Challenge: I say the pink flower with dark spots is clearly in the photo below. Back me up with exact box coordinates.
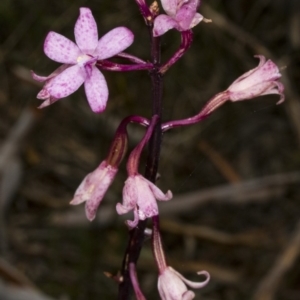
[158,266,210,300]
[227,55,284,104]
[153,0,203,36]
[116,174,172,228]
[70,160,118,221]
[32,7,134,113]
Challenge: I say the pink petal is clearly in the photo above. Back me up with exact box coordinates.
[255,59,281,81]
[38,97,59,109]
[175,269,210,289]
[161,0,178,16]
[95,27,134,60]
[86,168,118,221]
[190,13,204,28]
[44,31,80,64]
[145,178,173,201]
[138,200,159,219]
[84,185,108,221]
[37,87,51,100]
[153,15,178,36]
[126,209,140,228]
[158,267,190,299]
[231,56,266,85]
[84,67,108,113]
[134,177,160,219]
[176,0,198,30]
[182,291,196,300]
[31,64,71,82]
[116,177,137,215]
[228,56,282,101]
[70,161,118,221]
[116,202,132,215]
[46,64,86,99]
[31,71,50,82]
[74,7,98,55]
[70,177,90,205]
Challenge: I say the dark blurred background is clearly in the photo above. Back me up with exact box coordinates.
[1,0,300,299]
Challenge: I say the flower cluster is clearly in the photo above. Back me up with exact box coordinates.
[33,1,285,299]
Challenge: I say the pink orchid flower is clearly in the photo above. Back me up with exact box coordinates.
[158,266,210,300]
[116,174,172,228]
[32,7,134,113]
[227,55,284,104]
[70,160,118,221]
[153,0,203,36]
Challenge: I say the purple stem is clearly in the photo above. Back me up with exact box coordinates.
[127,115,159,176]
[116,52,149,65]
[106,115,150,167]
[106,116,149,168]
[161,91,229,132]
[118,12,163,300]
[97,60,153,72]
[152,215,167,273]
[120,115,150,128]
[129,263,147,300]
[159,30,193,74]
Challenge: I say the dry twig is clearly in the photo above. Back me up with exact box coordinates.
[0,108,36,253]
[160,219,277,247]
[198,140,241,183]
[252,220,300,300]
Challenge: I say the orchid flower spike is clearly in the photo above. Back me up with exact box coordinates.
[70,160,118,221]
[32,7,134,113]
[116,174,172,228]
[227,55,284,104]
[153,0,203,36]
[158,266,210,300]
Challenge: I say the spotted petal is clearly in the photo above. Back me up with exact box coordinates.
[95,27,134,60]
[46,64,86,99]
[44,31,80,64]
[75,7,98,55]
[84,67,108,113]
[153,14,178,36]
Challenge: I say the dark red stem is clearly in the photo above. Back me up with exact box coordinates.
[117,9,163,300]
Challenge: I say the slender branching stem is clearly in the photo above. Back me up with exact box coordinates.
[117,9,163,300]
